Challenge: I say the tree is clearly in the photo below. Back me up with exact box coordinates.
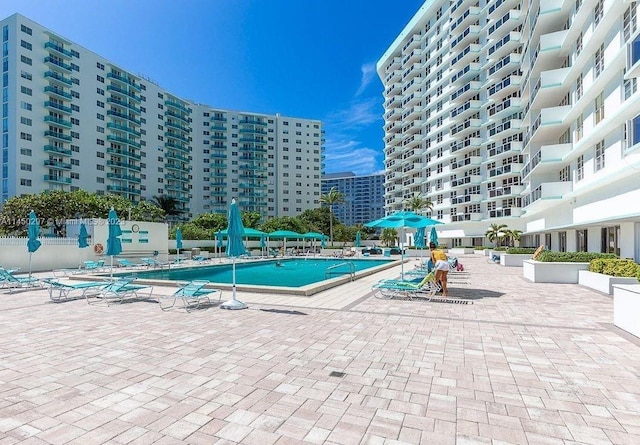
[485,223,508,247]
[190,212,227,233]
[298,207,331,235]
[380,228,398,247]
[259,216,307,234]
[503,229,522,247]
[241,211,262,229]
[404,193,434,214]
[319,187,345,246]
[150,195,183,221]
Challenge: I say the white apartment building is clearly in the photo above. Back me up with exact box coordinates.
[0,13,324,220]
[378,0,640,260]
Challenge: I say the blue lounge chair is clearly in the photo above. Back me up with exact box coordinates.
[44,278,106,302]
[83,260,105,272]
[141,257,171,268]
[116,258,143,268]
[372,272,439,300]
[88,277,153,305]
[159,280,221,312]
[0,267,43,293]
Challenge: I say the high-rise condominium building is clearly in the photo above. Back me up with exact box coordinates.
[321,172,385,226]
[378,0,640,260]
[0,14,324,220]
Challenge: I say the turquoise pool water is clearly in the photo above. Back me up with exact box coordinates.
[130,258,392,288]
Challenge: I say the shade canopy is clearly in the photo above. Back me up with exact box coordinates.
[355,231,362,247]
[365,211,442,229]
[27,210,42,253]
[106,208,123,256]
[78,223,89,248]
[216,227,266,238]
[301,232,326,240]
[415,227,426,249]
[267,230,303,239]
[175,227,183,250]
[429,226,439,247]
[226,200,247,258]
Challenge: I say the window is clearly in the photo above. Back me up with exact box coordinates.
[594,92,604,124]
[97,75,104,83]
[97,87,104,95]
[576,114,583,141]
[577,154,584,181]
[97,62,105,70]
[576,229,588,252]
[20,55,32,65]
[594,44,604,78]
[20,70,31,80]
[576,32,583,57]
[20,147,32,156]
[624,3,638,41]
[20,24,32,35]
[20,40,32,50]
[559,165,570,182]
[20,163,31,171]
[595,140,605,171]
[20,132,31,141]
[20,178,32,186]
[594,0,604,26]
[576,73,583,100]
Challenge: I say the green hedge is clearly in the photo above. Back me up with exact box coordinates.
[589,258,640,278]
[493,246,508,251]
[537,251,617,263]
[506,247,537,254]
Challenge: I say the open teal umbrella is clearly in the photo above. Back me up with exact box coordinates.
[220,199,248,310]
[27,210,41,278]
[106,208,122,279]
[355,231,361,248]
[365,211,442,280]
[175,227,183,263]
[78,222,89,268]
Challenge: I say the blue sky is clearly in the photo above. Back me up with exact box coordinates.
[1,0,424,175]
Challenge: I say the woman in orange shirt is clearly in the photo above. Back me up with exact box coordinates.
[429,242,449,296]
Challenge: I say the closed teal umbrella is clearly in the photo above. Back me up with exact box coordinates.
[221,199,248,310]
[78,222,89,268]
[106,208,122,278]
[175,227,183,263]
[27,210,41,278]
[415,226,426,263]
[355,231,361,248]
[429,226,439,247]
[260,234,267,257]
[320,236,326,249]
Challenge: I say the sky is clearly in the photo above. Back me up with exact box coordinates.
[1,0,425,176]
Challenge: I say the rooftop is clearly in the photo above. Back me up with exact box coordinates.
[1,254,639,444]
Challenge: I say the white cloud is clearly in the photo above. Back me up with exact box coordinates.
[323,138,382,176]
[355,62,377,97]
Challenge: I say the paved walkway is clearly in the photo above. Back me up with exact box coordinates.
[1,255,639,444]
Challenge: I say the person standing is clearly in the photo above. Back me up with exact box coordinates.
[429,242,449,296]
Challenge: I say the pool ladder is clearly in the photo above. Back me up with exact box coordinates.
[325,261,355,281]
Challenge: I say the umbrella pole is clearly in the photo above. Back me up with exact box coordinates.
[221,257,247,310]
[110,255,114,279]
[28,253,32,279]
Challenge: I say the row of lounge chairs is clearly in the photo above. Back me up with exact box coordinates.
[1,266,221,312]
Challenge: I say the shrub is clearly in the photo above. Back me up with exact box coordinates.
[493,246,508,251]
[506,247,537,254]
[473,246,488,250]
[537,251,617,263]
[589,258,640,278]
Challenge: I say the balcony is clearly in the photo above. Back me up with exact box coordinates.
[487,141,523,158]
[488,184,525,198]
[451,194,482,205]
[44,41,73,58]
[451,156,482,170]
[450,119,482,137]
[107,110,141,126]
[44,160,71,170]
[107,123,141,137]
[522,181,573,213]
[488,207,524,218]
[450,137,482,154]
[451,175,482,188]
[44,101,72,114]
[107,160,141,171]
[44,116,72,128]
[44,145,71,156]
[521,142,572,178]
[451,212,482,222]
[488,119,521,138]
[43,175,71,184]
[450,25,481,51]
[451,5,481,31]
[107,85,142,102]
[451,62,481,83]
[44,86,72,100]
[539,29,569,53]
[107,172,141,183]
[529,105,572,142]
[107,135,141,149]
[487,32,521,60]
[165,132,190,144]
[107,185,139,194]
[44,56,72,72]
[165,152,190,163]
[530,67,571,107]
[166,110,189,124]
[385,109,402,121]
[44,71,72,86]
[449,43,481,68]
[107,98,141,114]
[107,146,141,160]
[107,72,141,91]
[488,162,523,178]
[165,100,190,113]
[44,130,72,142]
[488,74,521,100]
[239,118,267,126]
[450,81,482,103]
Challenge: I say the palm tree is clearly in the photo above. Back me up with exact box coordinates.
[319,187,345,246]
[381,228,398,247]
[150,195,183,222]
[485,223,508,247]
[503,229,522,247]
[404,193,434,214]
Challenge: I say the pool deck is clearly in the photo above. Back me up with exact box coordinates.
[1,254,640,444]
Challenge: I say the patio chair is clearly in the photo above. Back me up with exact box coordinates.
[192,255,210,262]
[0,267,43,293]
[83,260,105,272]
[116,258,144,268]
[141,257,171,268]
[87,277,153,305]
[43,278,106,303]
[159,280,221,312]
[372,271,440,300]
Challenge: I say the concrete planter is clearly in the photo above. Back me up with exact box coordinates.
[522,260,590,283]
[474,250,486,255]
[483,249,492,257]
[614,284,640,338]
[578,270,639,295]
[500,254,532,267]
[449,248,475,255]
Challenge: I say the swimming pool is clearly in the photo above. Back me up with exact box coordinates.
[125,258,396,296]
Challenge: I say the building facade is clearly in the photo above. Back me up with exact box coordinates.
[1,13,324,220]
[321,172,385,226]
[378,0,640,259]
